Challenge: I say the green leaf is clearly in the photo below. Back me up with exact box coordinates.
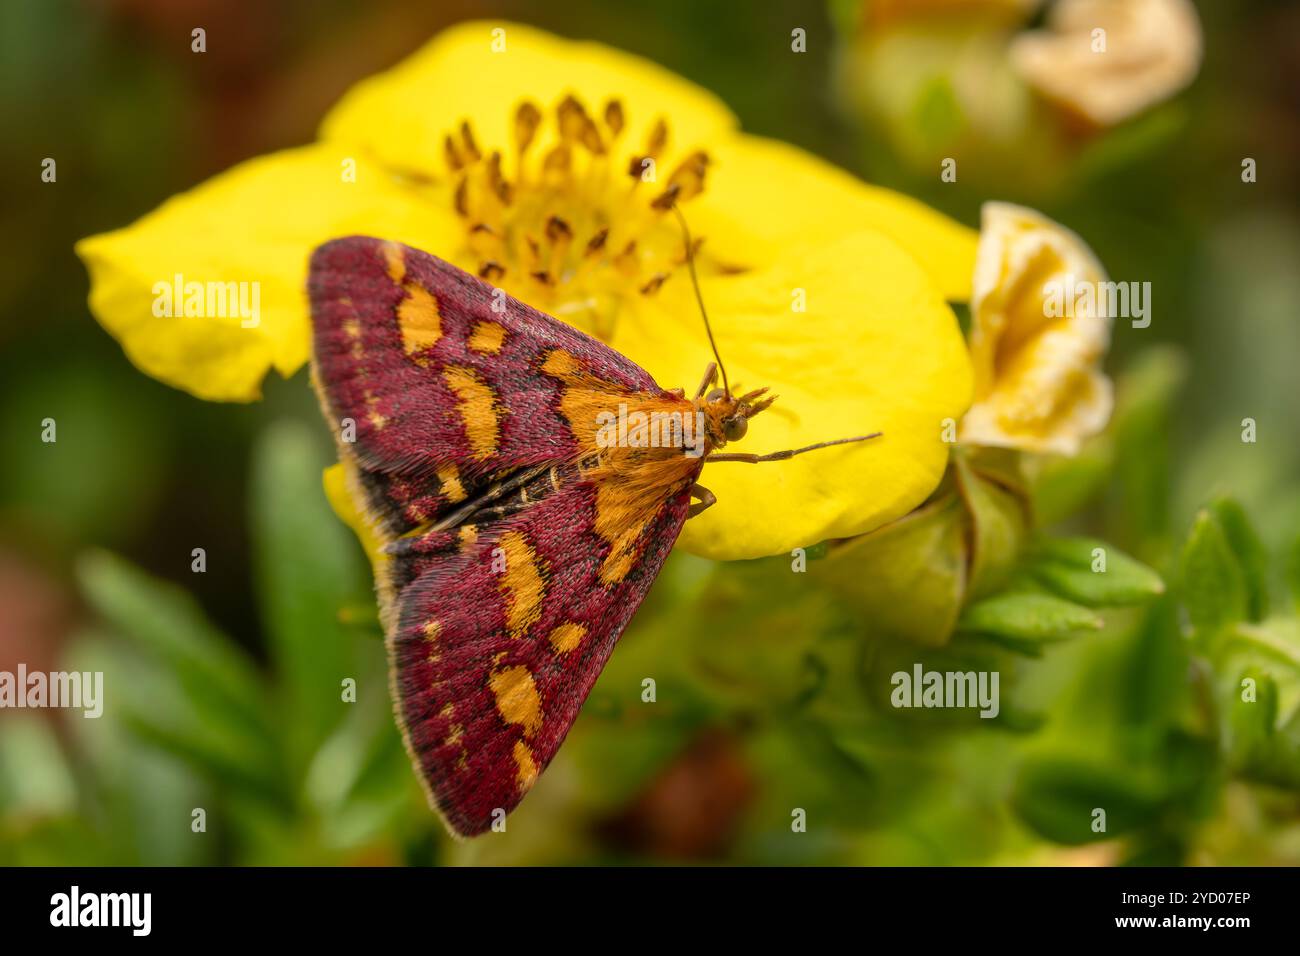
[1208,616,1300,790]
[954,456,1028,599]
[0,717,76,818]
[1179,510,1249,633]
[1074,105,1187,185]
[1031,537,1165,607]
[1109,346,1189,554]
[821,496,967,647]
[64,637,212,865]
[251,420,367,770]
[1121,599,1190,733]
[77,550,272,749]
[1029,437,1112,527]
[92,628,288,810]
[912,74,962,147]
[958,592,1102,642]
[1011,755,1166,845]
[1289,534,1300,612]
[1209,497,1269,621]
[120,713,292,810]
[1223,667,1300,789]
[1226,668,1278,766]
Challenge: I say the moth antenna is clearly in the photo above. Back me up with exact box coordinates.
[671,204,731,397]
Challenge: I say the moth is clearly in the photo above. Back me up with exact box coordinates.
[308,225,876,837]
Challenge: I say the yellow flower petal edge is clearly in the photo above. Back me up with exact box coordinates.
[319,19,738,177]
[323,462,387,580]
[960,201,1112,456]
[695,135,978,301]
[76,144,462,401]
[611,230,973,561]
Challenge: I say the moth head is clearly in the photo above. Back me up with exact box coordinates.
[704,386,776,447]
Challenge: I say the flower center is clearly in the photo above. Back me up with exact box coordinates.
[444,95,710,339]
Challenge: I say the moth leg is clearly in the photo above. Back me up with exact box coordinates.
[667,387,686,398]
[707,432,883,464]
[687,483,717,518]
[693,362,718,400]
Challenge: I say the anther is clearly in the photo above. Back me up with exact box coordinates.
[666,150,709,202]
[645,118,669,157]
[585,227,609,256]
[580,118,605,155]
[444,134,464,172]
[459,121,482,162]
[543,145,571,175]
[604,99,625,137]
[651,182,682,210]
[514,101,542,155]
[640,273,669,295]
[557,95,590,142]
[486,152,511,204]
[546,216,573,243]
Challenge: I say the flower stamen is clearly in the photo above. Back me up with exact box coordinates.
[442,95,713,337]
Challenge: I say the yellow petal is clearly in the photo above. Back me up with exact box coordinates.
[320,20,737,177]
[692,134,979,301]
[611,231,972,560]
[960,201,1113,455]
[323,462,388,580]
[76,144,461,401]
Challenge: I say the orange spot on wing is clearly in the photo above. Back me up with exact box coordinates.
[365,393,387,430]
[497,530,545,638]
[437,463,467,502]
[443,366,501,460]
[398,285,442,360]
[596,510,648,585]
[380,241,406,284]
[458,524,477,551]
[512,740,539,792]
[490,665,544,737]
[542,349,583,381]
[468,320,508,354]
[548,622,586,654]
[342,318,364,359]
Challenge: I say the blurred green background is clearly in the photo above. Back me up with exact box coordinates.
[1,0,1298,865]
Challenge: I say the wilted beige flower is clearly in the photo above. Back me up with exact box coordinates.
[960,202,1112,456]
[1010,0,1202,126]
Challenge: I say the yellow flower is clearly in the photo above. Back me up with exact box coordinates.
[77,20,977,560]
[960,202,1112,456]
[1010,0,1202,127]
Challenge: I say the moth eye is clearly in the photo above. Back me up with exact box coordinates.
[706,388,727,402]
[723,416,748,442]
